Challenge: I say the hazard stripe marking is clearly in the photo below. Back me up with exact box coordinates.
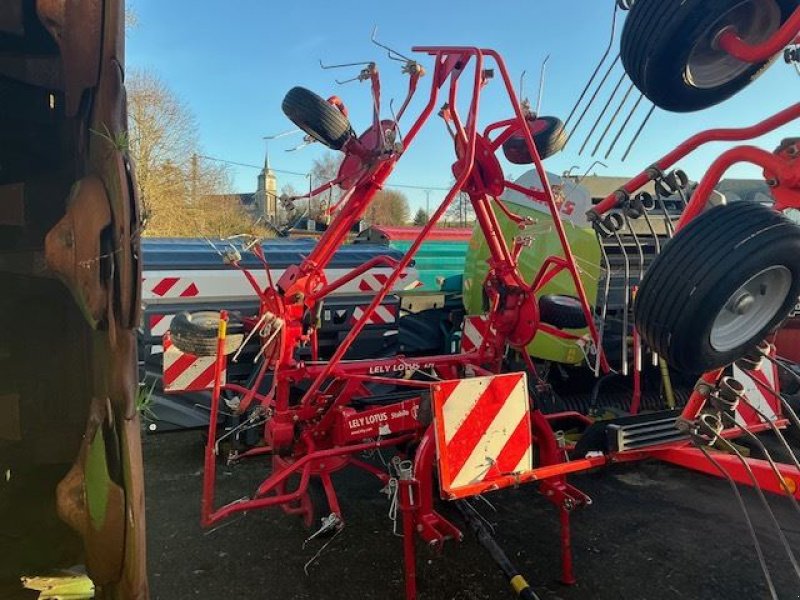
[448,376,528,488]
[151,277,180,297]
[433,372,532,498]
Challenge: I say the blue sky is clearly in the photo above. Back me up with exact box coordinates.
[127,0,799,213]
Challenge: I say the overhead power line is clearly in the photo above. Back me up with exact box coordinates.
[198,154,451,192]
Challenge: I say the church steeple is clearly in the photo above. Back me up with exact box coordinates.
[256,148,278,221]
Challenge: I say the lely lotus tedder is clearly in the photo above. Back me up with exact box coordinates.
[167,1,800,598]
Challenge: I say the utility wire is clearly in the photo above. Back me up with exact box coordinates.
[198,154,452,192]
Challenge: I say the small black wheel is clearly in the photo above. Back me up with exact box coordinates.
[169,311,243,357]
[634,202,800,373]
[502,116,567,164]
[282,87,354,150]
[621,0,799,112]
[538,295,588,330]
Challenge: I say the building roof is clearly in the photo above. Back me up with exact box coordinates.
[578,175,657,200]
[578,175,773,204]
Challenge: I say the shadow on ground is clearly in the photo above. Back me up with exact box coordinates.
[144,431,800,600]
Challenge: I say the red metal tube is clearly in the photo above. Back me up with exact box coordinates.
[559,506,576,585]
[201,310,229,528]
[297,52,485,406]
[593,102,800,216]
[310,254,400,300]
[680,370,723,421]
[206,435,416,524]
[399,478,418,600]
[718,8,800,63]
[677,145,790,228]
[655,446,800,499]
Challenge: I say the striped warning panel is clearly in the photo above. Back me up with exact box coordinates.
[149,314,174,338]
[734,359,781,427]
[162,334,225,393]
[432,372,532,499]
[350,304,397,325]
[143,276,200,300]
[357,271,422,292]
[461,315,489,353]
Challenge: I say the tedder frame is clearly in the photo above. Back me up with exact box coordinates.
[171,9,800,599]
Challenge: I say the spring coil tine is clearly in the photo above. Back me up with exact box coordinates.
[579,71,628,156]
[738,365,800,474]
[565,55,622,147]
[622,209,645,374]
[720,412,800,515]
[695,444,779,600]
[564,4,621,128]
[653,190,675,238]
[595,231,614,377]
[621,104,657,162]
[714,435,800,584]
[609,221,631,377]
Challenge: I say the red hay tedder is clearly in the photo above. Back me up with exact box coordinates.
[167,2,800,598]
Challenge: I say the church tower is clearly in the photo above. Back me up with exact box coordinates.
[256,151,278,222]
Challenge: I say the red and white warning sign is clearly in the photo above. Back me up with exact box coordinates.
[432,372,533,499]
[162,334,226,393]
[351,304,398,326]
[734,359,782,427]
[461,315,489,353]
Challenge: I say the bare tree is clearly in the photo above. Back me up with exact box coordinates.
[309,152,342,220]
[445,190,474,227]
[127,69,250,237]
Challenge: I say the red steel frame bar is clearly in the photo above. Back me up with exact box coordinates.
[591,102,800,216]
[654,447,800,499]
[201,310,230,528]
[198,45,800,598]
[718,7,800,63]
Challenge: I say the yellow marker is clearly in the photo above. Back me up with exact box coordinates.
[510,574,530,595]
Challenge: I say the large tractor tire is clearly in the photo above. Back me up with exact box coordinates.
[282,87,354,150]
[621,0,800,112]
[170,311,244,357]
[502,116,567,163]
[634,202,800,373]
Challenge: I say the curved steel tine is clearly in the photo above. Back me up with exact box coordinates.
[696,445,779,600]
[579,71,627,155]
[714,435,800,583]
[535,55,550,116]
[319,58,373,70]
[576,161,608,187]
[565,55,621,147]
[592,82,635,157]
[621,104,657,162]
[609,221,631,376]
[371,26,414,63]
[605,93,644,160]
[595,232,614,377]
[565,3,621,128]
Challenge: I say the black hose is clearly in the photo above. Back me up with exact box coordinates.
[455,501,541,600]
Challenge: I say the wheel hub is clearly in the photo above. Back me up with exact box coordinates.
[710,265,792,352]
[686,0,782,90]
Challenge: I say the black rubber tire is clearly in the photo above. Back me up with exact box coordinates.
[634,202,800,373]
[282,87,353,150]
[170,311,243,357]
[621,0,799,112]
[502,116,566,164]
[538,295,588,330]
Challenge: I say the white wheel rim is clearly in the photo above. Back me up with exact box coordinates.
[686,0,781,90]
[710,265,792,352]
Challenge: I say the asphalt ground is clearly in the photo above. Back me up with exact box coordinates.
[144,430,800,600]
